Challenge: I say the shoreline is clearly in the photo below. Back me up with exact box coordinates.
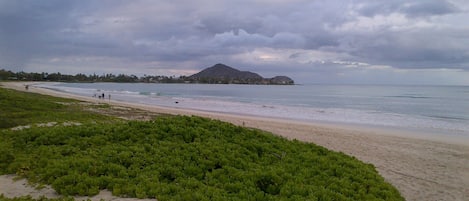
[17,81,469,146]
[1,81,469,201]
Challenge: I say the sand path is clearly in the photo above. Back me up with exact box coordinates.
[1,82,468,201]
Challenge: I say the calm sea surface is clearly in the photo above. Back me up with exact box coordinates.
[38,83,469,136]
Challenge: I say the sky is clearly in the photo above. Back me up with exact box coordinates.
[1,0,469,85]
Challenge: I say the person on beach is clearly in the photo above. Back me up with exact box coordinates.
[108,94,111,100]
[102,93,105,99]
[25,85,29,90]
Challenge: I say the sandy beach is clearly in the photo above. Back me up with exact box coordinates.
[1,82,468,201]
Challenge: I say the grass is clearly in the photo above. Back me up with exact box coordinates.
[0,87,118,129]
[0,86,404,201]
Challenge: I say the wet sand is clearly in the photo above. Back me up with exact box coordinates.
[1,82,468,201]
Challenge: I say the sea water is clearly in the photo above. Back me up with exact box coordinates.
[37,82,469,136]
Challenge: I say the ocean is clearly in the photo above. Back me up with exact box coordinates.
[37,82,469,136]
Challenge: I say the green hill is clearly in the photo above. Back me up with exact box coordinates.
[188,63,294,85]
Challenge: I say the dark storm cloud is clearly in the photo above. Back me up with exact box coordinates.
[0,0,468,84]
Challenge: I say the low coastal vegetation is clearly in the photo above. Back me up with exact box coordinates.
[0,87,403,201]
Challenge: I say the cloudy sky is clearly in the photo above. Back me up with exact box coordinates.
[1,0,468,85]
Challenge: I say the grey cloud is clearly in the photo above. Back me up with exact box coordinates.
[196,16,263,36]
[356,0,460,17]
[341,27,469,69]
[0,0,87,66]
[211,29,306,49]
[289,53,302,59]
[0,0,468,85]
[401,0,460,17]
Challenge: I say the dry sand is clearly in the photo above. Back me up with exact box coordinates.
[1,82,468,201]
[0,175,155,201]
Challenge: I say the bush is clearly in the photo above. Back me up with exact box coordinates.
[0,116,404,201]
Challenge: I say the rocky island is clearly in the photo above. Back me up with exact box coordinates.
[188,63,294,85]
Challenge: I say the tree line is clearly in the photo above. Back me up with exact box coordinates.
[0,69,188,83]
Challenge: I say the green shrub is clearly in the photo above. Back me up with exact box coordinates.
[0,116,404,201]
